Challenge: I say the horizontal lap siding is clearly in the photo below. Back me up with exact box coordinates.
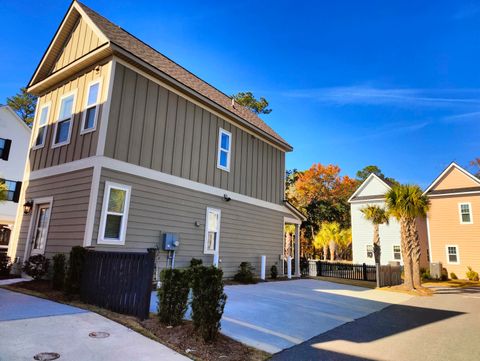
[92,169,284,278]
[15,168,93,260]
[29,61,110,171]
[105,64,284,204]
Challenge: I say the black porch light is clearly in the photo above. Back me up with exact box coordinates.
[23,200,33,215]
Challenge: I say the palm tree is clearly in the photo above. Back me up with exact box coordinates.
[0,183,7,202]
[361,205,389,265]
[336,228,352,260]
[314,222,341,261]
[385,184,430,290]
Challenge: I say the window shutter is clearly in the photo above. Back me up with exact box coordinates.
[13,181,22,203]
[1,139,11,160]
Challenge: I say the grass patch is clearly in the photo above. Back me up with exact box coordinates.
[422,279,480,288]
[2,280,270,361]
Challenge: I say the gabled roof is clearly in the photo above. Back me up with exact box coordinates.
[0,105,32,133]
[423,162,480,195]
[348,173,392,203]
[28,0,292,151]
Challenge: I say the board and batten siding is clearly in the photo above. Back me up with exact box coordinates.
[29,61,111,171]
[104,63,285,205]
[15,168,93,260]
[92,168,287,277]
[51,16,102,73]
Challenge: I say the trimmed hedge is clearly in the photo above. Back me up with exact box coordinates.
[157,268,190,326]
[23,255,49,280]
[191,266,227,342]
[52,254,66,290]
[233,262,257,284]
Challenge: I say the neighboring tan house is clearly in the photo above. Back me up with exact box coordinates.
[349,173,429,267]
[424,162,480,278]
[0,106,30,255]
[8,1,304,278]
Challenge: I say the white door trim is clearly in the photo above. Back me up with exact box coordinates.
[23,197,54,261]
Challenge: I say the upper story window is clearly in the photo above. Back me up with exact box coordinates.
[0,138,12,161]
[459,203,473,224]
[81,80,101,134]
[98,181,131,245]
[393,245,401,260]
[204,207,221,254]
[217,128,231,171]
[0,179,21,202]
[34,104,50,149]
[52,92,76,148]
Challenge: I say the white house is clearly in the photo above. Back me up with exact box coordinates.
[0,105,30,255]
[349,173,429,267]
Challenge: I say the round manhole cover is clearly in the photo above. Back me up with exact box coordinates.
[89,331,110,339]
[33,352,60,361]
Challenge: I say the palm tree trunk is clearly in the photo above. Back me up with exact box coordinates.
[409,218,422,289]
[323,245,328,261]
[400,218,414,290]
[329,240,336,261]
[373,224,381,265]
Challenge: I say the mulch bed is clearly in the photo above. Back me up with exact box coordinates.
[3,280,270,361]
[142,319,269,361]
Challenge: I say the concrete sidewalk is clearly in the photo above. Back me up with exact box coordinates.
[0,288,188,361]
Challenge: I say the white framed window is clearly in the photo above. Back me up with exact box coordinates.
[446,245,459,264]
[217,128,231,171]
[459,203,473,224]
[393,245,401,260]
[81,79,101,134]
[366,245,373,258]
[33,103,50,149]
[98,181,131,245]
[204,207,221,254]
[52,91,76,148]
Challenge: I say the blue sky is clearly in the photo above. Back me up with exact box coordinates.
[1,1,479,187]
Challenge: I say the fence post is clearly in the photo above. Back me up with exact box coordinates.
[318,261,322,277]
[362,263,368,281]
[375,263,380,288]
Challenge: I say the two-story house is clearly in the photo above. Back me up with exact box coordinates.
[349,173,429,267]
[0,106,30,255]
[8,1,304,278]
[424,162,480,278]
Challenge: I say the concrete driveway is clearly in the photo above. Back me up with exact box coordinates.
[0,288,188,361]
[150,278,412,353]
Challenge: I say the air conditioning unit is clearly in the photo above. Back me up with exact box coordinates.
[429,262,442,279]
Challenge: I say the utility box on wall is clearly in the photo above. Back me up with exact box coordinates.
[162,233,180,251]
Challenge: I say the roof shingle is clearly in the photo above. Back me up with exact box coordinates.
[77,1,291,150]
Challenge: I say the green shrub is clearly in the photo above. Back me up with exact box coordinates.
[23,255,49,280]
[157,268,190,326]
[190,258,203,267]
[270,264,278,279]
[52,254,66,290]
[191,266,227,342]
[233,262,257,284]
[0,254,11,277]
[65,246,87,294]
[421,269,431,281]
[450,272,458,280]
[466,267,479,281]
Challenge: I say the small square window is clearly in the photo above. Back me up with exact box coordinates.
[0,138,11,160]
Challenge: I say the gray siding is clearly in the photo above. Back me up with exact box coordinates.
[92,168,286,278]
[105,64,285,204]
[30,61,110,171]
[15,168,93,260]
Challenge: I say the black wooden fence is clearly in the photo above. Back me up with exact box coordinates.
[309,260,377,282]
[81,250,155,320]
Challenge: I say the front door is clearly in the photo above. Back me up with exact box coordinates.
[31,204,50,255]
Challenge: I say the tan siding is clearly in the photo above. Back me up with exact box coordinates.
[15,168,93,260]
[432,167,480,191]
[92,169,285,278]
[29,61,110,171]
[52,17,101,73]
[428,194,480,277]
[105,64,284,204]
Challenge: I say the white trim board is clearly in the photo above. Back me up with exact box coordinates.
[348,173,391,203]
[424,162,480,195]
[28,156,297,216]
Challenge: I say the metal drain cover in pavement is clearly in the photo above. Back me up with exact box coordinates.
[33,352,60,361]
[89,331,110,338]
